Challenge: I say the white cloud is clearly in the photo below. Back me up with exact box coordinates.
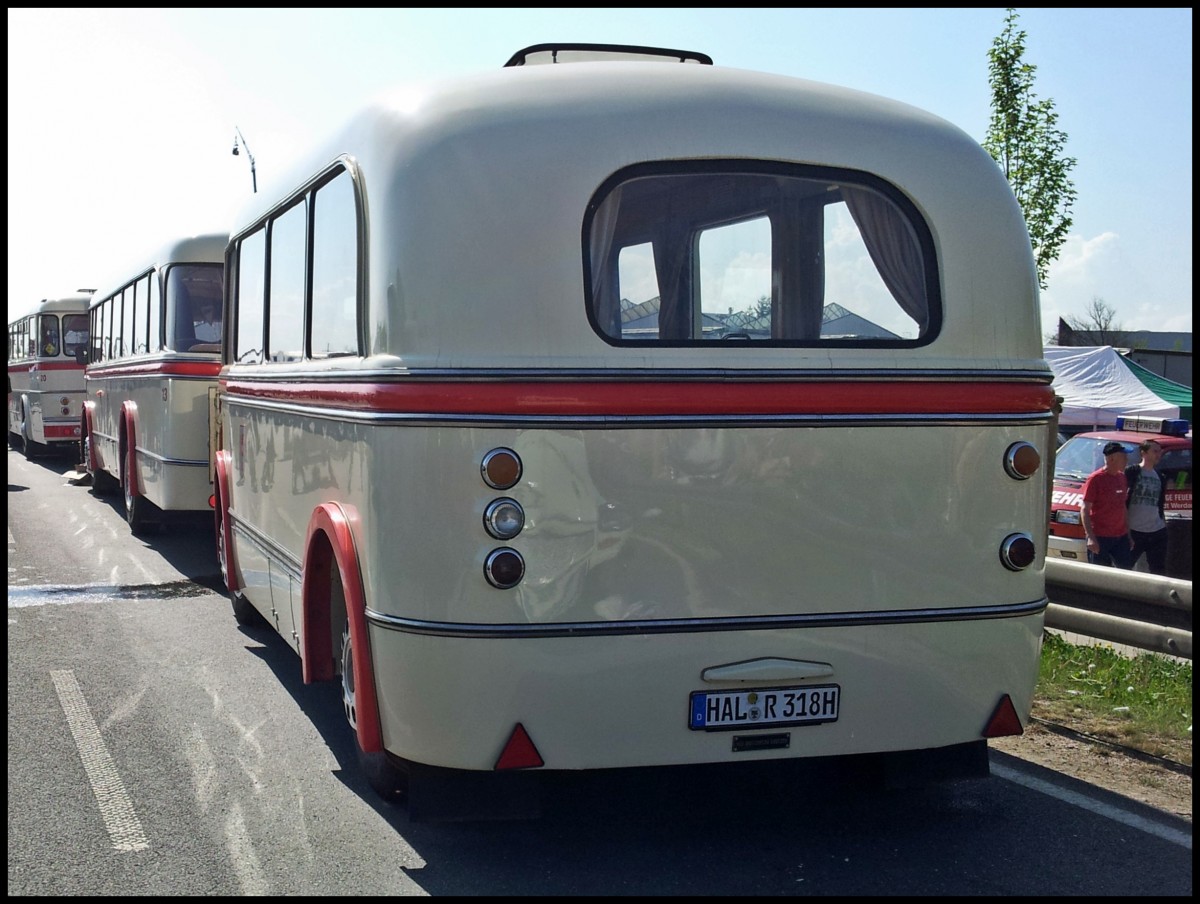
[1040,232,1192,338]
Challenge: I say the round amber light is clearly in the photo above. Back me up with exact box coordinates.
[1003,441,1041,480]
[482,448,522,490]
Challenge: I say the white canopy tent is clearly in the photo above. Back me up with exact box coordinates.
[1044,345,1182,428]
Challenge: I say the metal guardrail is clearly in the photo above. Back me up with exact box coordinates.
[1044,558,1192,659]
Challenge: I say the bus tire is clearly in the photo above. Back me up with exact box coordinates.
[20,404,41,460]
[122,441,153,534]
[341,619,407,803]
[85,434,118,495]
[230,589,264,627]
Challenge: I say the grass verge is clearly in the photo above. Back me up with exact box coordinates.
[1032,632,1193,766]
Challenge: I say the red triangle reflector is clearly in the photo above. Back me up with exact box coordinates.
[982,694,1024,738]
[494,722,544,770]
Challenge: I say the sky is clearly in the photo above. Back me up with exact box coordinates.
[6,8,1193,340]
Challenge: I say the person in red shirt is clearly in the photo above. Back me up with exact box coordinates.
[1080,442,1135,568]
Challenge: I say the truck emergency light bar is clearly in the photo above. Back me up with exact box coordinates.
[1114,416,1190,436]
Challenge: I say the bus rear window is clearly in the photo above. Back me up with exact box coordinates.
[586,163,939,346]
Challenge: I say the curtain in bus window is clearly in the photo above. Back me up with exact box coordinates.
[840,186,927,333]
[654,219,691,341]
[589,185,623,337]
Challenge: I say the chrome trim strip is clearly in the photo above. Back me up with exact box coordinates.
[132,448,209,467]
[85,373,218,383]
[223,395,1052,428]
[228,511,302,581]
[365,598,1049,638]
[225,366,1054,383]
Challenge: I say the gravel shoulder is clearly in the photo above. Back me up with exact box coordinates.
[990,721,1192,822]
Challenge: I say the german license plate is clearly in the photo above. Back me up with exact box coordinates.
[689,684,840,731]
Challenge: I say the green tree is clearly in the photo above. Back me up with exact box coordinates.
[983,8,1078,290]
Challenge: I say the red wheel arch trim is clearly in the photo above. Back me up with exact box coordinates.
[121,401,141,498]
[81,403,99,471]
[213,451,242,593]
[301,503,383,754]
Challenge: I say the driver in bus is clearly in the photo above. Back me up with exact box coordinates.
[193,301,222,342]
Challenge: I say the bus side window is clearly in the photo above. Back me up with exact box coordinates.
[41,316,60,356]
[310,170,360,358]
[63,313,89,359]
[235,229,267,364]
[267,201,306,363]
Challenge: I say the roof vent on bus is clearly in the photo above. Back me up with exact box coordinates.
[504,43,713,67]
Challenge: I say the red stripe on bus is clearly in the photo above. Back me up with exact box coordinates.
[86,361,221,378]
[221,380,1056,415]
[8,362,83,373]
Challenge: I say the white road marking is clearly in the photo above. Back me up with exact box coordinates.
[50,669,150,852]
[992,761,1191,850]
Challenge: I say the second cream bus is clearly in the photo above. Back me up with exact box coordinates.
[83,233,227,534]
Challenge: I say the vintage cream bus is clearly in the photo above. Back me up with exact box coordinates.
[8,294,92,458]
[83,234,226,534]
[215,43,1055,819]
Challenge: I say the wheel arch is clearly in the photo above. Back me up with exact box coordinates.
[213,450,242,593]
[81,402,100,469]
[301,502,383,754]
[120,400,141,497]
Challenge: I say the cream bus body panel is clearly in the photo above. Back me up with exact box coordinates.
[89,364,216,511]
[224,409,1049,770]
[18,364,86,445]
[370,617,1042,771]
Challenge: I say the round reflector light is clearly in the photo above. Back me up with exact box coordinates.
[484,497,525,540]
[1003,441,1041,479]
[482,448,522,490]
[999,533,1037,571]
[485,548,525,589]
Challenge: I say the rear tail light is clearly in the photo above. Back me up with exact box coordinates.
[999,533,1036,570]
[484,548,525,589]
